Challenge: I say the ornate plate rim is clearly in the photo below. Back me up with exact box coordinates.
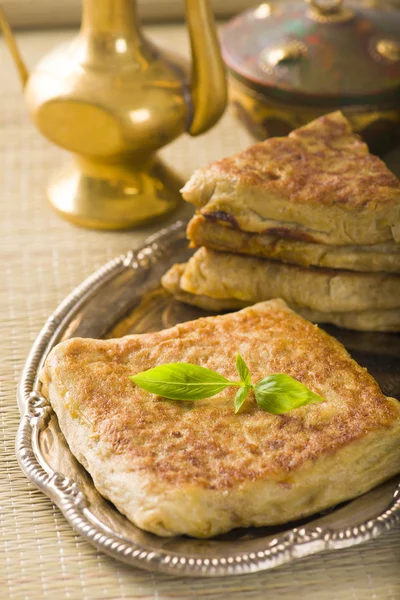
[15,220,400,578]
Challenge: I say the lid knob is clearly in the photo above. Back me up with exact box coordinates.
[307,0,354,22]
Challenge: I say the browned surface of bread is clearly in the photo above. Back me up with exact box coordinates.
[181,112,400,245]
[183,112,399,211]
[41,300,399,489]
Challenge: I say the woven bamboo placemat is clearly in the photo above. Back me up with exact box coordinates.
[1,25,400,600]
[1,0,255,29]
[2,0,399,30]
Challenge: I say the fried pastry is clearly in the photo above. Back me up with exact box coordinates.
[163,247,400,312]
[41,300,400,537]
[163,264,400,331]
[161,251,400,332]
[182,112,400,245]
[187,214,400,273]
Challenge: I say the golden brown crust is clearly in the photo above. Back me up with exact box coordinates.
[183,112,399,211]
[41,300,400,491]
[187,214,400,273]
[181,112,400,245]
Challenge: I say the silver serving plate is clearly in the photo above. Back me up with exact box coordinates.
[16,220,400,578]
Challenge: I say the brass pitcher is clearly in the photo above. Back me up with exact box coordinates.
[0,0,227,229]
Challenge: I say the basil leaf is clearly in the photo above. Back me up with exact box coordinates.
[234,386,251,414]
[130,363,234,401]
[236,353,252,386]
[254,374,324,414]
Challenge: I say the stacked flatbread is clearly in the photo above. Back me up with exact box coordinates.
[162,112,400,331]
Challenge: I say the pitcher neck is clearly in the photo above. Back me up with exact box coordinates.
[81,0,140,37]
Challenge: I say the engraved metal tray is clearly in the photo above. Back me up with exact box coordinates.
[16,220,400,577]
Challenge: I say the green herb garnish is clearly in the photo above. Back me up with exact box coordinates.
[130,353,324,415]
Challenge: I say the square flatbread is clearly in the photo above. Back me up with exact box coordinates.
[41,300,400,537]
[187,214,400,273]
[181,112,400,245]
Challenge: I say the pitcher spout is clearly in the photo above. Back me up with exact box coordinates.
[185,0,227,136]
[0,7,29,88]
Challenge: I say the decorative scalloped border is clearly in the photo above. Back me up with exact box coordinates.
[15,221,400,577]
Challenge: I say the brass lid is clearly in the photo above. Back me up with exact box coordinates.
[221,0,400,105]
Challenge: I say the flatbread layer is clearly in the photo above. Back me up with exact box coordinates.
[181,112,400,245]
[162,263,400,332]
[41,300,400,537]
[187,214,400,273]
[165,247,400,313]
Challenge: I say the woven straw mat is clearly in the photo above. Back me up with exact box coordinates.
[1,0,257,29]
[2,0,400,30]
[1,24,400,600]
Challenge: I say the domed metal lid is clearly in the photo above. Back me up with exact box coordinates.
[221,0,400,104]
